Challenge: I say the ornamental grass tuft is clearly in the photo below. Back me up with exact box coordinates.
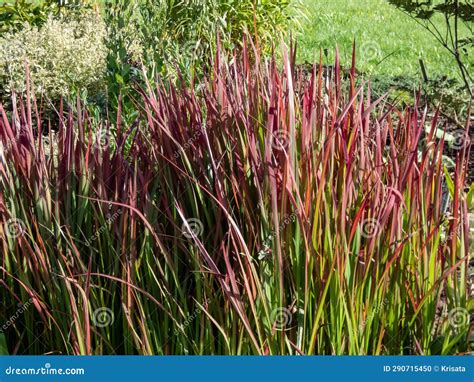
[0,43,471,355]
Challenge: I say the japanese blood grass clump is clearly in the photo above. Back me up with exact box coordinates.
[0,44,472,355]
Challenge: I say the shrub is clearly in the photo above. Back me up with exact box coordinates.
[0,45,471,355]
[108,0,296,59]
[105,0,300,125]
[0,8,107,102]
[106,0,298,84]
[0,0,58,33]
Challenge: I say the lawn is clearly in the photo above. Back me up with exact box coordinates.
[298,0,472,83]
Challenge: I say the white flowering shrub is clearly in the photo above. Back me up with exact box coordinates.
[0,9,107,100]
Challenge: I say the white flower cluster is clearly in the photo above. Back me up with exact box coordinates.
[0,10,107,100]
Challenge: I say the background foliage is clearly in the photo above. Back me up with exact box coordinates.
[387,0,473,95]
[0,8,107,101]
[105,0,298,119]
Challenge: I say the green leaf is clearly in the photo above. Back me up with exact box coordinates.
[0,333,9,355]
[466,182,474,211]
[443,166,455,198]
[115,73,124,85]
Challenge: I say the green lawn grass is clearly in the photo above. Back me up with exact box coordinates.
[297,0,471,83]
